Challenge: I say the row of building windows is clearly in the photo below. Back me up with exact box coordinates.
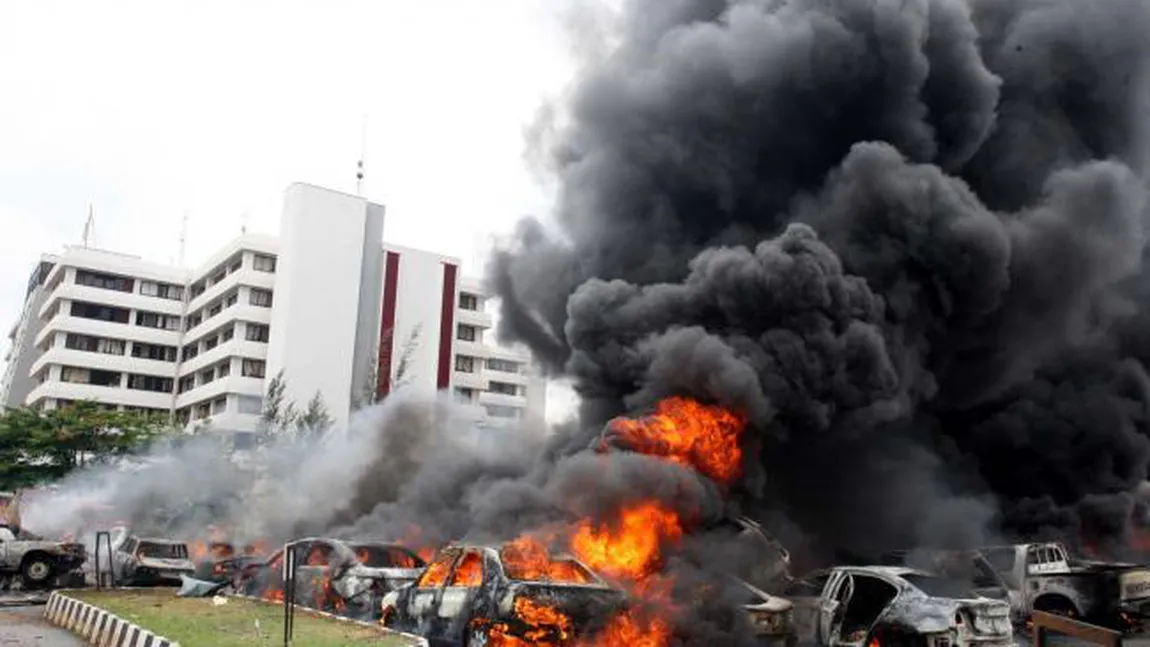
[61,333,177,362]
[189,252,276,300]
[52,357,266,394]
[454,355,522,374]
[74,269,186,302]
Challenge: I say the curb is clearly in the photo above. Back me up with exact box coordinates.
[42,591,180,647]
[231,592,429,646]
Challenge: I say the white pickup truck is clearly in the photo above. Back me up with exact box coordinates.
[0,524,87,588]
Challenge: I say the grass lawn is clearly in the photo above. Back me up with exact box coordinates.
[69,589,416,647]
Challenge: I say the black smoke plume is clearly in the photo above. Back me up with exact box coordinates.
[491,0,1150,558]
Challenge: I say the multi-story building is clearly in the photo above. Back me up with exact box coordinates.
[0,182,546,434]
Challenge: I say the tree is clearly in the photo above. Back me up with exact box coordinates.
[0,401,169,490]
[356,324,423,409]
[257,370,297,444]
[295,391,334,440]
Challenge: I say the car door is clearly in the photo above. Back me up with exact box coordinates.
[407,548,461,637]
[438,549,486,643]
[0,527,11,567]
[819,571,853,646]
[786,571,832,644]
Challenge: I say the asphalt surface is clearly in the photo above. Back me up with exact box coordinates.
[0,604,84,647]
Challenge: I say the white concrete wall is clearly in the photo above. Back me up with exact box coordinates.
[266,183,384,430]
[383,245,458,395]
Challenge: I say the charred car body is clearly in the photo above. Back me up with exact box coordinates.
[784,566,1012,647]
[111,534,195,586]
[381,542,627,646]
[191,541,265,584]
[236,537,424,620]
[0,524,86,589]
[886,542,1150,630]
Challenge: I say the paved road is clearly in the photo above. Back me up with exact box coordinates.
[0,605,83,647]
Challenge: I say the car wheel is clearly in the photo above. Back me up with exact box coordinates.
[21,557,54,586]
[465,623,489,647]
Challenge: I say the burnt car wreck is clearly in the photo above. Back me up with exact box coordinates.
[111,534,196,586]
[381,540,628,646]
[785,566,1013,647]
[0,523,86,590]
[235,537,425,620]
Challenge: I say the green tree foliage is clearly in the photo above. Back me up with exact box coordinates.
[0,401,169,490]
[295,391,334,439]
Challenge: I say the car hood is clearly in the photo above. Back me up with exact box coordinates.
[884,596,1011,635]
[137,556,196,571]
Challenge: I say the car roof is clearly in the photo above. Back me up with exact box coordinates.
[136,537,186,545]
[838,565,932,578]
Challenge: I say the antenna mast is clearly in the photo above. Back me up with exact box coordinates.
[356,114,367,196]
[82,204,94,248]
[178,211,189,266]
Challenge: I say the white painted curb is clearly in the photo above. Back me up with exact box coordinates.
[231,592,429,646]
[42,590,180,647]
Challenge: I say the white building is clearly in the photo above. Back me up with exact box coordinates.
[0,182,545,435]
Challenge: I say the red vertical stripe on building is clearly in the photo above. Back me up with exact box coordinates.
[377,251,401,398]
[437,263,458,390]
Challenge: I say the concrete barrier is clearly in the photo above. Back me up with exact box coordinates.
[42,590,179,647]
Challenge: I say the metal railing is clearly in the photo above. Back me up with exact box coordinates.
[1031,611,1122,647]
[93,530,115,590]
[282,542,299,647]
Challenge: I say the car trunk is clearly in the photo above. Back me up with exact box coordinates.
[959,599,1013,637]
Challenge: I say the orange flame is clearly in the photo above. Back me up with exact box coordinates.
[604,396,746,485]
[570,501,683,581]
[501,536,593,584]
[418,556,452,588]
[483,596,574,647]
[452,552,484,587]
[581,609,673,647]
[398,525,438,563]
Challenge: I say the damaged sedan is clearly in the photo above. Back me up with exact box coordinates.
[236,537,425,620]
[785,566,1012,647]
[380,540,627,646]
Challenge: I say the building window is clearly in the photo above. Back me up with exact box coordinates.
[131,342,177,362]
[208,302,222,318]
[75,269,134,293]
[190,281,205,299]
[212,397,227,414]
[459,293,479,311]
[139,281,184,301]
[65,333,125,356]
[484,405,520,419]
[242,359,266,378]
[225,291,238,307]
[245,323,269,342]
[253,254,276,272]
[228,256,242,273]
[200,368,216,385]
[185,313,202,331]
[454,387,476,403]
[237,395,263,415]
[488,381,521,396]
[60,366,121,387]
[217,361,231,378]
[454,355,475,373]
[178,376,195,394]
[205,335,219,351]
[136,311,180,330]
[456,324,477,342]
[127,374,174,393]
[70,301,130,324]
[182,344,199,362]
[195,402,211,420]
[250,289,273,308]
[485,358,520,374]
[175,408,190,425]
[221,325,234,342]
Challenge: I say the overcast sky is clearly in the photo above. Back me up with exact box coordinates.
[0,0,580,420]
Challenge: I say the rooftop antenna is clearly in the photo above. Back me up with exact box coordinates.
[356,113,367,196]
[178,211,189,266]
[82,204,95,248]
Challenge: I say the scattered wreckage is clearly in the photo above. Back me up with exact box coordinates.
[784,566,1013,647]
[111,534,196,586]
[233,537,425,620]
[0,523,87,589]
[885,542,1150,631]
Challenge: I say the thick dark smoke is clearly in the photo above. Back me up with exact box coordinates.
[491,0,1150,558]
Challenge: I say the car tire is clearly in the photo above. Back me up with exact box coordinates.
[465,623,489,647]
[21,557,54,587]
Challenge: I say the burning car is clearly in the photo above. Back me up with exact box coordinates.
[736,577,796,646]
[784,566,1013,647]
[380,539,628,646]
[190,540,266,584]
[0,523,87,589]
[111,534,196,586]
[236,537,425,620]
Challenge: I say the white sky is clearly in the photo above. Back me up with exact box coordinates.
[0,0,581,421]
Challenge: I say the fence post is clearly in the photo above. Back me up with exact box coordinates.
[1030,611,1122,647]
